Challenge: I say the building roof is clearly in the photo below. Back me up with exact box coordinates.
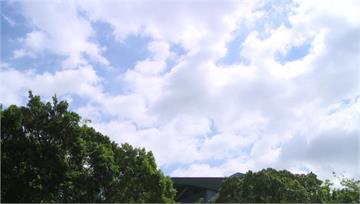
[171,173,244,202]
[171,177,225,191]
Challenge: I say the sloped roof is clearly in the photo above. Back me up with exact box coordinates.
[171,177,225,191]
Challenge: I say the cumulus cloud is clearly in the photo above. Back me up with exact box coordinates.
[2,0,359,180]
[12,48,36,59]
[0,64,102,106]
[76,0,261,57]
[278,98,360,179]
[15,0,109,68]
[172,164,225,177]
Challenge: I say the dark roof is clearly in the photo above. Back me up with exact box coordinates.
[171,177,225,191]
[231,172,244,177]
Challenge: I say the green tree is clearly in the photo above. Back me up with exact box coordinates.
[1,92,176,203]
[319,179,333,203]
[214,168,323,203]
[320,175,360,203]
[333,178,360,203]
[214,168,360,203]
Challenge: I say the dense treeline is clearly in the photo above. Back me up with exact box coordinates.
[213,168,360,203]
[1,92,176,202]
[1,92,359,203]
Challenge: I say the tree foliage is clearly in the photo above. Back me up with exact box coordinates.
[320,176,360,203]
[214,168,321,203]
[214,168,360,203]
[1,92,176,203]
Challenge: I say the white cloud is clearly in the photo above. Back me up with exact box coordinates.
[0,65,102,106]
[77,0,261,57]
[4,0,360,180]
[171,164,225,177]
[278,98,360,180]
[16,0,109,67]
[12,48,36,59]
[140,0,359,179]
[20,31,46,53]
[91,114,211,165]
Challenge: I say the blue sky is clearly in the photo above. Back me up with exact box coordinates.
[1,0,359,180]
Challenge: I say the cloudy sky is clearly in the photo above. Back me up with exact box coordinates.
[1,0,359,180]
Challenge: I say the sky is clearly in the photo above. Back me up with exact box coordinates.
[1,0,360,181]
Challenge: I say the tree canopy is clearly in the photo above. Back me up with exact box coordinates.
[213,168,360,203]
[1,92,359,203]
[320,175,360,203]
[1,92,176,203]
